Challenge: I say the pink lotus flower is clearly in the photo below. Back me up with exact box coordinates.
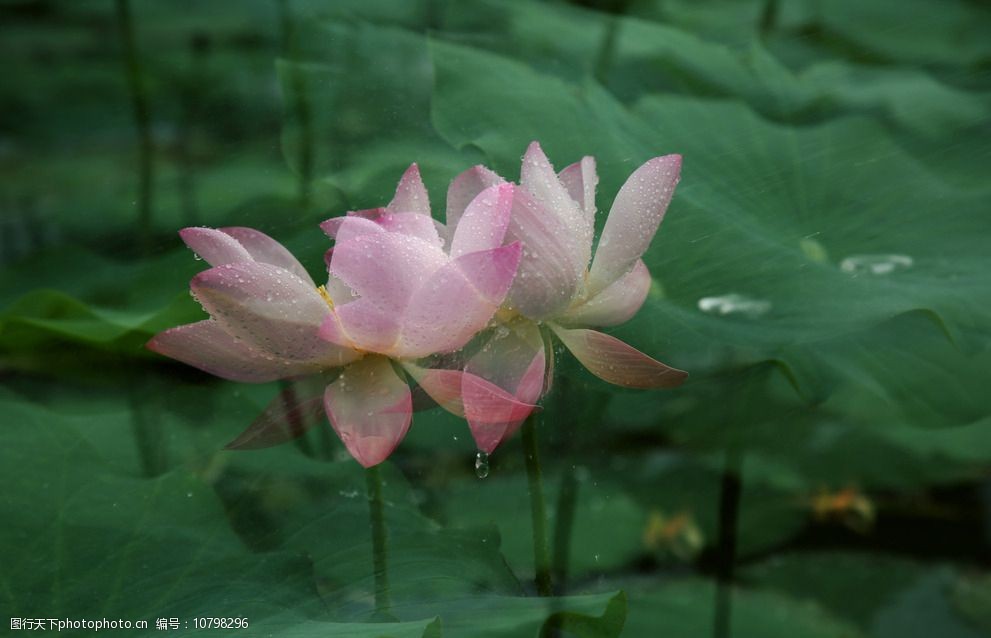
[315,164,525,465]
[148,165,523,467]
[445,142,688,453]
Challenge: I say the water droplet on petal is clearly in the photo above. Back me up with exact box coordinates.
[474,451,490,479]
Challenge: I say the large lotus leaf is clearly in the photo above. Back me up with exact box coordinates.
[0,395,354,634]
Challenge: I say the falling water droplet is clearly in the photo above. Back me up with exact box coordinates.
[474,451,490,479]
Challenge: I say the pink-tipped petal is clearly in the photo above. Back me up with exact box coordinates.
[190,261,356,365]
[324,356,413,467]
[557,156,598,224]
[400,363,538,435]
[463,321,546,452]
[329,232,447,317]
[587,155,681,294]
[219,226,314,285]
[445,165,505,230]
[558,260,652,328]
[374,212,444,248]
[450,183,515,258]
[387,163,431,217]
[549,324,687,389]
[147,320,316,382]
[463,368,542,453]
[396,243,523,357]
[179,227,253,267]
[341,209,446,247]
[320,215,386,243]
[520,142,589,239]
[224,386,325,450]
[504,188,586,319]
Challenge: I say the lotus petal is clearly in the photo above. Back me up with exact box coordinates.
[147,320,317,382]
[550,325,687,388]
[557,155,598,224]
[219,226,315,284]
[387,163,431,217]
[464,321,545,452]
[324,356,412,467]
[224,385,325,449]
[396,243,522,357]
[179,227,253,267]
[445,164,505,230]
[587,154,681,294]
[190,261,355,364]
[558,260,651,328]
[504,188,586,319]
[329,232,447,317]
[450,183,515,258]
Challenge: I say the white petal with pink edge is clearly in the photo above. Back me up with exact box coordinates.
[179,227,253,268]
[324,355,413,467]
[504,188,586,319]
[218,226,315,285]
[146,320,319,382]
[587,154,681,295]
[558,259,652,328]
[190,261,355,365]
[557,156,598,224]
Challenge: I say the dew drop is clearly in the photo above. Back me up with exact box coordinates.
[474,451,490,479]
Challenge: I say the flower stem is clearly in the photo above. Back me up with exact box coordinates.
[522,413,552,596]
[114,0,154,254]
[366,465,390,615]
[551,464,578,593]
[713,443,744,638]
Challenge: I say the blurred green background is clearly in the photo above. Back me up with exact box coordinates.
[1,0,990,636]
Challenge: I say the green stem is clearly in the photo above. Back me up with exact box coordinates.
[366,465,390,615]
[713,442,744,638]
[522,413,552,596]
[551,465,578,593]
[114,0,154,253]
